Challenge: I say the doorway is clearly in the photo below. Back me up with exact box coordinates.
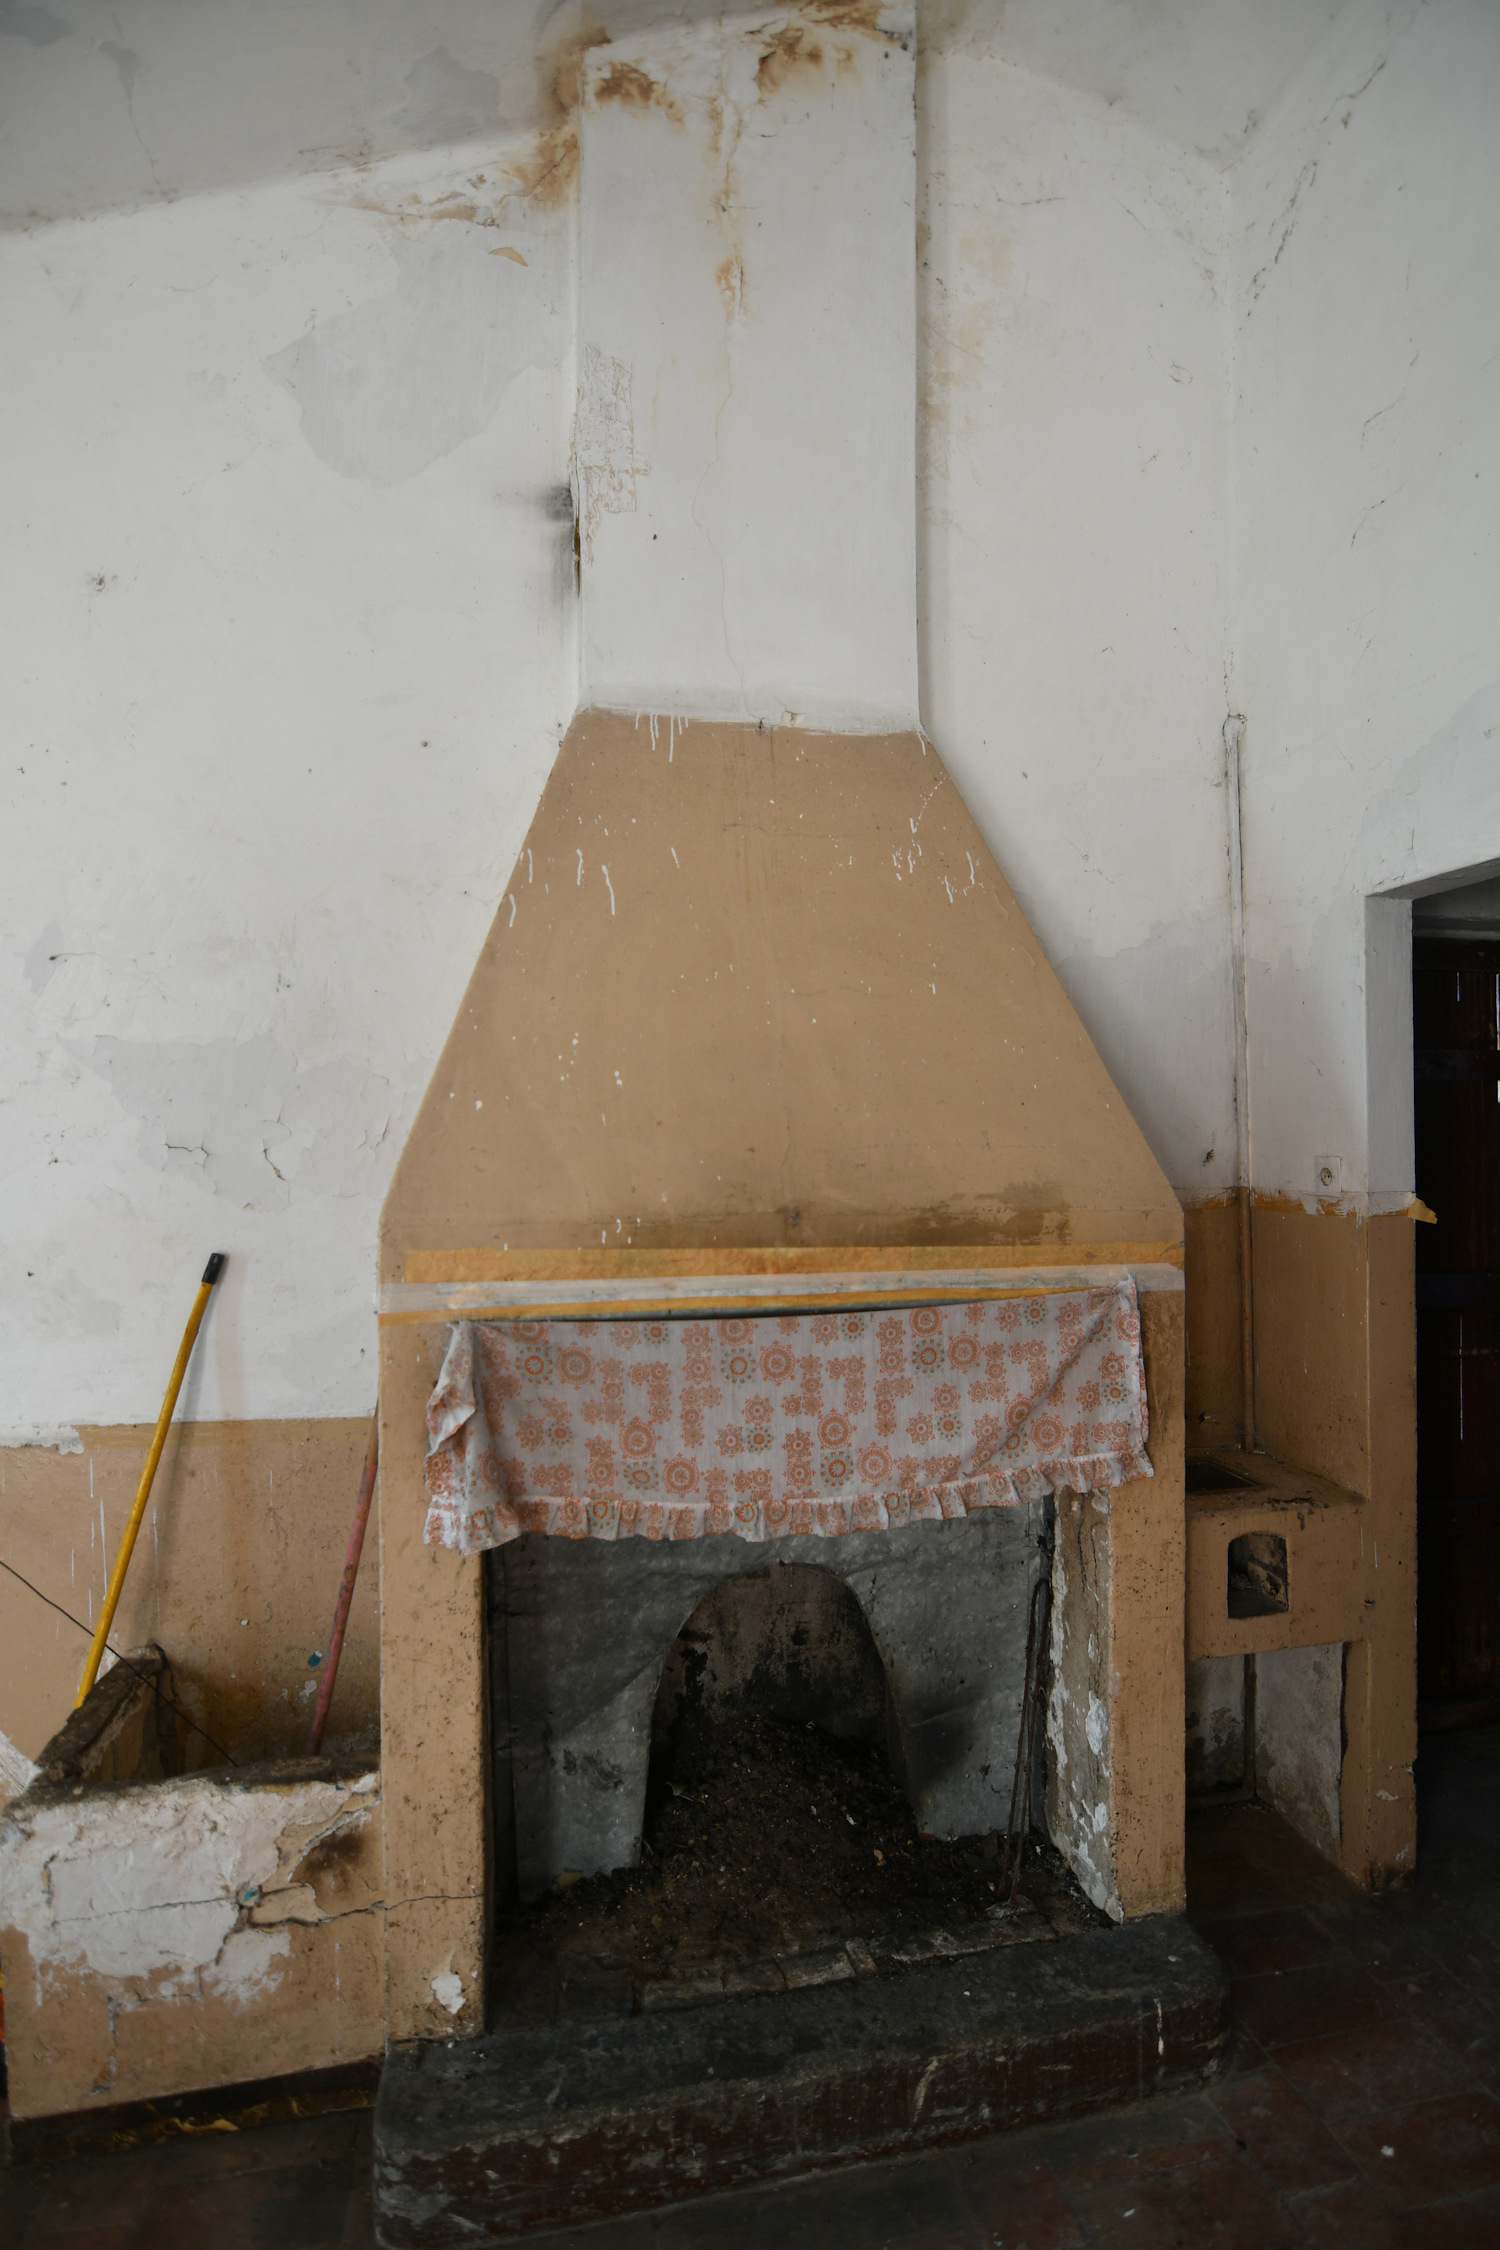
[1413,891,1500,1707]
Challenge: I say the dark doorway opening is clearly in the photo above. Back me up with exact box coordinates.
[1413,912,1500,1712]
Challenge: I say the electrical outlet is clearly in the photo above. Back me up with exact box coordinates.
[1315,1154,1343,1195]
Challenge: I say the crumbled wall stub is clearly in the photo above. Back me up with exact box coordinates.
[1254,1642,1345,1860]
[1185,1654,1246,1795]
[0,1761,383,2119]
[1046,1493,1121,1920]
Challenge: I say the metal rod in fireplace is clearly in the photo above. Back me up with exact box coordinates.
[1001,1571,1053,1902]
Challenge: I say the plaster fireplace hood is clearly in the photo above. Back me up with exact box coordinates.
[373,11,1206,2239]
[381,714,1180,1277]
[381,2,1179,1282]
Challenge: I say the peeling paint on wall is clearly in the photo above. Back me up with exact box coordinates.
[0,1728,37,1812]
[1046,1492,1120,1919]
[88,1034,395,1211]
[0,1764,383,2115]
[0,1772,375,1984]
[574,344,642,561]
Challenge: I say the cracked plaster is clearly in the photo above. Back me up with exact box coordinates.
[0,1770,378,1984]
[0,1764,383,2115]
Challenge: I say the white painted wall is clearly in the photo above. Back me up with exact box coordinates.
[1,145,574,1422]
[0,0,560,223]
[6,0,1496,1429]
[1230,0,1500,1205]
[917,47,1238,1195]
[577,7,918,731]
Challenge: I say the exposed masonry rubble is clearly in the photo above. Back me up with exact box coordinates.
[0,1767,380,1992]
[0,1648,384,2117]
[1046,1493,1121,1921]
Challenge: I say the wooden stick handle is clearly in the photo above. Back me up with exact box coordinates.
[75,1255,225,1708]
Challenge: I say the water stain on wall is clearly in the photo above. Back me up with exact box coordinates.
[715,250,744,318]
[0,4,69,49]
[805,0,895,35]
[756,25,826,97]
[503,21,612,209]
[593,59,683,121]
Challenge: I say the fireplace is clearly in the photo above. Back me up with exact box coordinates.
[482,1527,1126,2038]
[370,9,1220,2239]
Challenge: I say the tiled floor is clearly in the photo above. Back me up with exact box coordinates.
[6,1724,1500,2247]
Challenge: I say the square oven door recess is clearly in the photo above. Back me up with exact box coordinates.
[1228,1531,1290,1619]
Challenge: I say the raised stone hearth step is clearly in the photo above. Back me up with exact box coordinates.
[373,1915,1227,2246]
[625,1899,1058,2016]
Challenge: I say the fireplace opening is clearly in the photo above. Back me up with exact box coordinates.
[488,1543,1107,2028]
[647,1563,892,1789]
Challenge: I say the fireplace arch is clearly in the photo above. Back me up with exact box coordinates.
[486,1506,1051,1905]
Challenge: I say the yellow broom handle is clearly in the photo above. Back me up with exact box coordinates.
[75,1253,226,1707]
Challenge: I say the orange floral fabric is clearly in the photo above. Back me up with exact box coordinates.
[423,1284,1150,1555]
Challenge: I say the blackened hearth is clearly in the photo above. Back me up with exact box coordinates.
[491,1706,1105,2026]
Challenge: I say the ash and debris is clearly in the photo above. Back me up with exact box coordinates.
[492,1709,1106,2023]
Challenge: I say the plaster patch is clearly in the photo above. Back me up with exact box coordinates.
[203,1924,291,2005]
[1084,1693,1108,1757]
[0,1425,82,1452]
[574,345,643,560]
[1046,1496,1120,1919]
[267,223,563,486]
[430,1969,464,2014]
[391,48,500,148]
[1254,1643,1344,1855]
[0,1775,364,1986]
[22,919,65,995]
[86,1033,394,1212]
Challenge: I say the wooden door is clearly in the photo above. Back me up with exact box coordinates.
[1414,937,1500,1695]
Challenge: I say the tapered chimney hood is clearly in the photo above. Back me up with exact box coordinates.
[381,6,1180,1281]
